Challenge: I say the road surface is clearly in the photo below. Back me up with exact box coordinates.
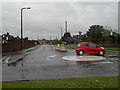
[2,45,119,81]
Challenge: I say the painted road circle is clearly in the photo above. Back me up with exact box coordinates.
[62,55,106,61]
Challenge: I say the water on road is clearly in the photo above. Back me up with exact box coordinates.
[2,45,119,81]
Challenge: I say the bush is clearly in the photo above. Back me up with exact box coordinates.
[81,37,120,44]
[52,39,62,44]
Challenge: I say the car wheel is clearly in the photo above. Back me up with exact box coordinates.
[99,50,104,56]
[78,50,84,55]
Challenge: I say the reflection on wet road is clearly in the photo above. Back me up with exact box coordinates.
[2,45,119,81]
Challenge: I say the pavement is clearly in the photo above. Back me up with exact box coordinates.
[1,45,119,81]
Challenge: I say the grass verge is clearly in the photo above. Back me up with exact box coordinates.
[64,45,77,49]
[2,76,118,88]
[104,48,120,50]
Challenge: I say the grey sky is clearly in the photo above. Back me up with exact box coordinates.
[2,2,118,40]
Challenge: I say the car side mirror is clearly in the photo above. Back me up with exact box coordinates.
[96,46,99,48]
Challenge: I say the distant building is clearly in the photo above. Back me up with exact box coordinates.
[109,31,120,38]
[81,34,87,39]
[37,39,43,45]
[42,39,47,44]
[62,32,73,43]
[62,31,88,44]
[72,33,87,43]
[73,35,79,42]
[101,30,120,38]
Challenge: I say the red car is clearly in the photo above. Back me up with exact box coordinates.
[75,42,106,56]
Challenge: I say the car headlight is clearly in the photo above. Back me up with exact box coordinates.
[101,47,104,49]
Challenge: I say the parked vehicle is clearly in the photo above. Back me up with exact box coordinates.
[75,42,106,56]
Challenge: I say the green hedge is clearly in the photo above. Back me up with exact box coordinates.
[81,37,120,44]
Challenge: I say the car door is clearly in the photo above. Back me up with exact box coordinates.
[88,43,99,54]
[81,43,90,53]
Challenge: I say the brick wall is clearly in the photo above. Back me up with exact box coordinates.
[2,40,36,52]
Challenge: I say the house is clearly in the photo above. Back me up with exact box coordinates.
[62,32,73,43]
[72,33,87,43]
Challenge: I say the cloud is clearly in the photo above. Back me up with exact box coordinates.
[2,2,118,40]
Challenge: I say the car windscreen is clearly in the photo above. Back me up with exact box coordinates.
[82,43,89,47]
[88,43,97,48]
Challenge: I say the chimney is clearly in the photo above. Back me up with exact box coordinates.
[65,21,67,33]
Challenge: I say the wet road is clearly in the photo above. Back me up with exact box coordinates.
[2,45,119,81]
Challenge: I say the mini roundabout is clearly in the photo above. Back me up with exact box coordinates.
[55,44,117,64]
[62,55,106,61]
[62,55,115,64]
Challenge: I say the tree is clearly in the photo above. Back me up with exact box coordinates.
[24,37,28,40]
[52,39,61,44]
[87,25,105,38]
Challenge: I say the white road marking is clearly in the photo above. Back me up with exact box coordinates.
[46,55,57,60]
[46,57,50,60]
[5,56,11,63]
[0,56,7,62]
[100,61,113,64]
[48,55,57,57]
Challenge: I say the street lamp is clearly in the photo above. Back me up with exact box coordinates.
[21,7,31,50]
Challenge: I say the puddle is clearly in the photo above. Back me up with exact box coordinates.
[76,61,114,64]
[108,55,118,58]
